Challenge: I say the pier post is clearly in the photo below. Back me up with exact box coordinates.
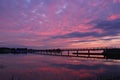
[68,50,70,56]
[51,50,52,55]
[88,50,90,57]
[61,51,62,56]
[77,50,78,57]
[41,51,42,54]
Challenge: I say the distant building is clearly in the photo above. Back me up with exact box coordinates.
[103,48,120,59]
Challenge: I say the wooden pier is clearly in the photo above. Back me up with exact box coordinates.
[0,47,119,59]
[35,47,120,59]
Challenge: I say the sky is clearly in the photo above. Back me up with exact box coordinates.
[0,0,120,49]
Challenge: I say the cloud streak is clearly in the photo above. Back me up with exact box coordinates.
[0,0,120,48]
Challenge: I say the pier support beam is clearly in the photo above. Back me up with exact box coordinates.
[68,50,70,56]
[88,50,90,57]
[61,51,62,56]
[77,50,78,57]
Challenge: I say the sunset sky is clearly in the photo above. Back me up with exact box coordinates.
[0,0,120,49]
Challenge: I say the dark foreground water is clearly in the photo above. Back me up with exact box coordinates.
[0,54,120,80]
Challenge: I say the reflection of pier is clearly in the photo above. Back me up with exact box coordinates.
[36,48,120,59]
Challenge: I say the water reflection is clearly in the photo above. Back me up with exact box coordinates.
[0,54,120,80]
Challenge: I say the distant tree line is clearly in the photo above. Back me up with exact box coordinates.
[0,47,36,54]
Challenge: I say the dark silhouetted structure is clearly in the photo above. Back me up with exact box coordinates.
[0,47,11,54]
[103,48,120,59]
[0,47,120,59]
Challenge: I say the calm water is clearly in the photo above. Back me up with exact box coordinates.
[0,54,120,80]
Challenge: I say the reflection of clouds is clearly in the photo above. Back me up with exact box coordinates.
[35,67,95,80]
[0,64,6,69]
[49,62,106,71]
[0,55,120,80]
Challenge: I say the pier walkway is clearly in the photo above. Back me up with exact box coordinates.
[34,47,120,59]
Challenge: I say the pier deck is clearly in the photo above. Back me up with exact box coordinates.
[35,47,120,59]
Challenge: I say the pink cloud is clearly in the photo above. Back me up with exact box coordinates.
[108,14,120,21]
[114,0,120,3]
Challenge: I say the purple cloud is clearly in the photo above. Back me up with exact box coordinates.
[0,0,120,48]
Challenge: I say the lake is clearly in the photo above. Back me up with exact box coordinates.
[0,54,120,80]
